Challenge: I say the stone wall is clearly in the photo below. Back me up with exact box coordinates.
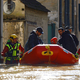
[3,0,25,50]
[3,22,24,48]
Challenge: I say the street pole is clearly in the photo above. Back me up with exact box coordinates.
[0,0,3,61]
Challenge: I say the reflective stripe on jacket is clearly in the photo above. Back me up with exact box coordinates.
[5,42,20,61]
[6,42,20,57]
[6,57,19,61]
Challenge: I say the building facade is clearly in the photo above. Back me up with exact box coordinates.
[20,0,50,44]
[3,0,50,49]
[59,0,80,48]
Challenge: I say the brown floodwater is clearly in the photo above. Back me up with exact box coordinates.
[0,59,80,80]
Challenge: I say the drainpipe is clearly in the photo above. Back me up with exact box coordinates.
[74,0,77,35]
[67,0,69,27]
[76,0,78,37]
[72,0,74,31]
[64,0,67,27]
[59,0,62,27]
[64,0,69,27]
[0,0,3,60]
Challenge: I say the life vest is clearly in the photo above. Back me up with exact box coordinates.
[5,41,20,61]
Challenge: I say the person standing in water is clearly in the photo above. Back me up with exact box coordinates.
[24,27,44,52]
[1,34,24,64]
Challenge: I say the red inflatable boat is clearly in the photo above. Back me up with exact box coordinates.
[20,44,79,65]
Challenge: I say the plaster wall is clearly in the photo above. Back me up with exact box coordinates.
[24,7,48,44]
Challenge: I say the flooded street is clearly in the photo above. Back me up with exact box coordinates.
[0,59,80,80]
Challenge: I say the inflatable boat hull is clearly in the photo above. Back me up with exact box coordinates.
[20,44,79,65]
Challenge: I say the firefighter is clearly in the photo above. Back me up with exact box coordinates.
[1,34,24,64]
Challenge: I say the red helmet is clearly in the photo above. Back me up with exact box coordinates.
[77,48,80,55]
[50,37,57,44]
